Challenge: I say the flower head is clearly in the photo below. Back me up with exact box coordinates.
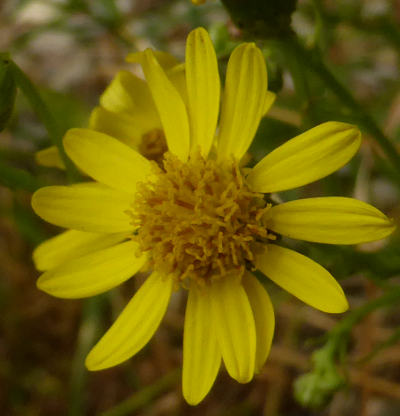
[31,27,395,405]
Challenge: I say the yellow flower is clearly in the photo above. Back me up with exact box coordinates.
[31,27,395,405]
[35,51,181,168]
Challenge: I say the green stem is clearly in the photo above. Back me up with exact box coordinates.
[9,61,79,182]
[275,37,400,177]
[100,369,180,416]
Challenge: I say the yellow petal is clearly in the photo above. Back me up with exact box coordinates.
[263,91,276,116]
[242,273,274,373]
[186,27,220,158]
[63,128,153,194]
[33,230,128,271]
[35,146,65,169]
[32,183,134,233]
[100,70,159,133]
[265,197,396,244]
[166,64,188,108]
[217,43,267,162]
[210,277,256,383]
[141,49,190,161]
[37,241,146,298]
[247,122,361,193]
[127,51,187,107]
[89,107,143,149]
[256,245,348,313]
[86,272,172,370]
[183,286,221,405]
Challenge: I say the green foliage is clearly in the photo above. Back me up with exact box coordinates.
[8,60,80,181]
[305,242,400,281]
[295,288,400,409]
[294,345,345,408]
[0,53,17,131]
[12,199,47,245]
[220,0,298,38]
[0,159,43,192]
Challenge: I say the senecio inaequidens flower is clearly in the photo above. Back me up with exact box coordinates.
[31,28,395,405]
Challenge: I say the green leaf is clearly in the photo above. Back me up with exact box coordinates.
[12,200,47,246]
[0,53,17,132]
[0,158,44,192]
[9,60,80,181]
[294,345,345,409]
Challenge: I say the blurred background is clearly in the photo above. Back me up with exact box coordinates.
[1,0,400,415]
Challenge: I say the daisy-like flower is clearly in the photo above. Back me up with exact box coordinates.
[31,28,395,405]
[35,51,182,168]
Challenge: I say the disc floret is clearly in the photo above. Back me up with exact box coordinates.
[130,152,274,288]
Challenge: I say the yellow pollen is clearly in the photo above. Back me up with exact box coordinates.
[129,152,273,289]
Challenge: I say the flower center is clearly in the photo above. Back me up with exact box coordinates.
[130,152,274,289]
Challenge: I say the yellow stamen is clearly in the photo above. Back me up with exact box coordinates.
[130,152,273,288]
